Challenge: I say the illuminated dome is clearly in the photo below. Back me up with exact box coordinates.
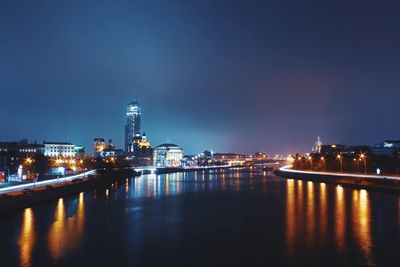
[156,143,180,149]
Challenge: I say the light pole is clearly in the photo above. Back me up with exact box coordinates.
[353,158,359,173]
[337,155,343,173]
[25,157,34,179]
[321,157,326,172]
[360,154,367,174]
[308,156,313,171]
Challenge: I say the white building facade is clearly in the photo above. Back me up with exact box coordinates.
[44,142,76,158]
[154,143,183,167]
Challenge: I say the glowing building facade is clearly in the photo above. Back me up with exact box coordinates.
[94,138,106,155]
[132,133,153,166]
[43,142,76,158]
[125,101,141,153]
[154,143,183,167]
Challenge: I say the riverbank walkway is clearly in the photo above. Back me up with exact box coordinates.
[0,170,97,195]
[280,165,400,181]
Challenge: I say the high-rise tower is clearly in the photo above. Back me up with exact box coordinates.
[125,100,141,152]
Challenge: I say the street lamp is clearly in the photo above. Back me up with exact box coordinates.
[360,154,367,174]
[321,157,326,172]
[308,156,313,171]
[24,157,35,179]
[337,155,343,173]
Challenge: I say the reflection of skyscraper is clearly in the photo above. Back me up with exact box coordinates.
[125,101,141,152]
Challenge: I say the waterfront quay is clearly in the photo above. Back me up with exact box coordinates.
[275,165,400,193]
[0,168,134,215]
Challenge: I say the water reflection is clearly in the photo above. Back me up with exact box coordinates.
[335,185,346,252]
[296,180,303,228]
[319,183,327,245]
[7,169,394,267]
[285,179,377,266]
[123,170,270,198]
[286,179,295,253]
[18,208,35,267]
[132,173,192,198]
[352,189,373,266]
[306,181,315,248]
[48,198,65,260]
[166,174,169,195]
[47,194,85,262]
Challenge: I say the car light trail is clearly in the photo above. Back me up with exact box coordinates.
[0,170,97,195]
[279,165,400,181]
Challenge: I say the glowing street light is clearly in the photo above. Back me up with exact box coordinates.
[360,153,367,174]
[287,155,295,163]
[321,156,326,171]
[307,156,313,170]
[337,155,343,173]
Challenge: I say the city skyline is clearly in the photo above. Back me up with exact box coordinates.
[2,1,400,154]
[1,2,400,267]
[0,97,399,155]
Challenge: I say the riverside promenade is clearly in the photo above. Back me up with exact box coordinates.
[0,168,137,214]
[0,170,97,195]
[275,165,400,193]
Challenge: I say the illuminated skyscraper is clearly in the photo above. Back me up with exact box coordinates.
[125,100,141,152]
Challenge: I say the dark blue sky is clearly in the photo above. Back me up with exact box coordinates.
[1,0,400,154]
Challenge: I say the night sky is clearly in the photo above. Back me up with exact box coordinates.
[1,0,400,154]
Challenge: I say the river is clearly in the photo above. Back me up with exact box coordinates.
[0,167,399,266]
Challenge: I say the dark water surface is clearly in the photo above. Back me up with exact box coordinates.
[0,167,399,267]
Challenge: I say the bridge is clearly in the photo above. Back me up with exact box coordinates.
[133,166,157,174]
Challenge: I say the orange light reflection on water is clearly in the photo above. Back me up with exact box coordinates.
[352,189,373,266]
[319,183,327,245]
[47,194,85,262]
[18,208,35,267]
[306,181,315,248]
[335,185,346,252]
[286,179,295,254]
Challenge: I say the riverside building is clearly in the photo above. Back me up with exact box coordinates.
[43,142,76,158]
[132,133,153,166]
[154,143,183,167]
